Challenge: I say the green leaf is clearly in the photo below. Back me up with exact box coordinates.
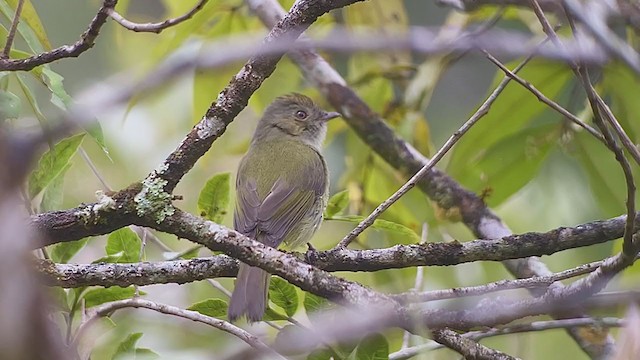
[0,89,21,121]
[49,287,70,312]
[187,298,228,318]
[134,348,160,359]
[269,277,298,317]
[572,132,637,217]
[467,123,560,206]
[326,215,420,243]
[5,0,51,50]
[197,172,230,223]
[324,190,349,218]
[355,333,389,360]
[38,67,110,157]
[28,133,85,198]
[112,333,145,360]
[105,228,142,263]
[602,63,640,141]
[448,60,571,191]
[50,238,88,264]
[263,307,288,321]
[307,348,335,360]
[83,286,142,308]
[40,163,70,212]
[0,1,44,54]
[303,292,329,314]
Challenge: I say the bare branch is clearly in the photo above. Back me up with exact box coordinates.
[0,0,117,71]
[72,298,283,358]
[107,0,209,34]
[431,328,520,360]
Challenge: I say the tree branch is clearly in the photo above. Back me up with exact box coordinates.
[107,0,209,33]
[0,0,117,71]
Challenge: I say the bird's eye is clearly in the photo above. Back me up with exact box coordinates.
[295,110,308,119]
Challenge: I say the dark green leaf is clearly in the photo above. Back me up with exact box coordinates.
[187,298,228,318]
[105,228,142,263]
[573,132,637,217]
[83,286,142,308]
[324,190,349,218]
[448,60,571,191]
[50,238,88,264]
[470,124,560,206]
[269,277,298,317]
[28,133,85,198]
[197,172,230,223]
[355,333,389,360]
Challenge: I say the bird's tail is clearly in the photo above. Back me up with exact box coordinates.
[228,263,270,322]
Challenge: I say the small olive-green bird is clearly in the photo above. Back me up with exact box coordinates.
[228,93,339,322]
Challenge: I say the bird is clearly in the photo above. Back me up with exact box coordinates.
[228,93,339,322]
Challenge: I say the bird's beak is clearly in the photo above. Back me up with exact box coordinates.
[322,111,341,122]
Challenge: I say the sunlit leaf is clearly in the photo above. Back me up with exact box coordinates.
[0,89,20,121]
[83,286,143,308]
[187,298,228,318]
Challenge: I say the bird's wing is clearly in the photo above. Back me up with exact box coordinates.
[234,158,326,248]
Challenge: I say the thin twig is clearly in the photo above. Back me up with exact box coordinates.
[483,51,605,144]
[336,49,538,248]
[390,317,624,360]
[71,298,284,358]
[107,0,209,34]
[2,0,26,58]
[431,328,520,360]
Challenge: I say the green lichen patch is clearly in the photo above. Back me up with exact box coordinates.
[134,176,174,223]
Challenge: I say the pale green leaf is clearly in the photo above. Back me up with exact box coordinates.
[187,298,228,318]
[28,133,85,198]
[112,333,142,360]
[197,172,230,223]
[105,228,142,263]
[324,190,349,218]
[5,0,51,50]
[327,215,420,243]
[83,286,142,308]
[50,238,88,264]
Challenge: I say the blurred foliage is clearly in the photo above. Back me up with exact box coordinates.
[1,0,637,358]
